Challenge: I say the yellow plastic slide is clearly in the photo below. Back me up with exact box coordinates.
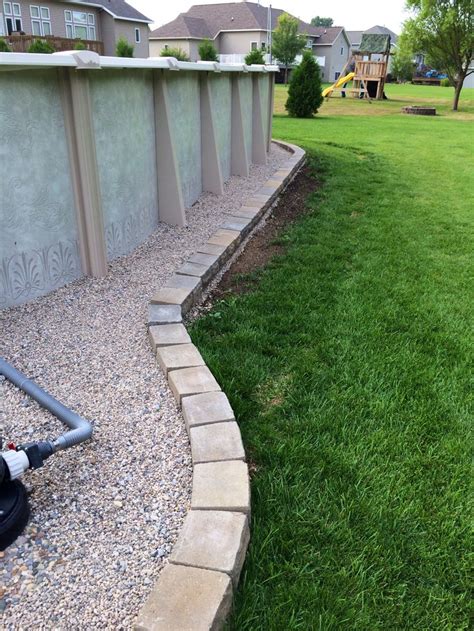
[322,72,355,97]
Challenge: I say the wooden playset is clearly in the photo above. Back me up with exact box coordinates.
[322,33,391,100]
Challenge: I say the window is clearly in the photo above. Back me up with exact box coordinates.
[335,71,341,80]
[306,38,313,49]
[3,2,22,34]
[251,41,258,50]
[261,41,266,51]
[30,6,51,37]
[340,46,344,55]
[134,27,140,43]
[65,10,96,40]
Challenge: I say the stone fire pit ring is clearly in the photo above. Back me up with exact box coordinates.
[402,105,436,116]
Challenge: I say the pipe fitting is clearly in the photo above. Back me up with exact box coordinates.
[1,450,30,480]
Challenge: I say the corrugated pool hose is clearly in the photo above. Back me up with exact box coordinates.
[0,358,93,550]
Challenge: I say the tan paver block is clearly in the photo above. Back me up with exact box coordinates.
[258,185,278,196]
[168,366,221,404]
[148,304,182,326]
[190,422,245,464]
[177,261,214,284]
[265,178,283,188]
[188,252,219,268]
[228,207,260,220]
[274,169,291,178]
[177,261,208,277]
[197,242,227,257]
[221,216,252,234]
[192,461,250,513]
[165,273,202,291]
[150,287,193,312]
[157,343,205,376]
[245,195,270,208]
[182,391,235,431]
[135,564,232,631]
[207,229,240,248]
[148,324,191,351]
[170,510,249,586]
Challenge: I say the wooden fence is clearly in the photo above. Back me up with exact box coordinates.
[4,34,104,55]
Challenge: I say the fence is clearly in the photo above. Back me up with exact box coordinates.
[0,52,276,308]
[4,34,104,54]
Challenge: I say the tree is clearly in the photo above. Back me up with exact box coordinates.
[403,0,473,110]
[160,46,190,61]
[391,34,415,82]
[311,16,334,27]
[116,36,134,57]
[245,48,265,65]
[199,38,218,61]
[271,13,307,83]
[286,50,323,117]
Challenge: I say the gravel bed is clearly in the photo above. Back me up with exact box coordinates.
[0,145,288,630]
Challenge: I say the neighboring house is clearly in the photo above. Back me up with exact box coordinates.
[0,0,152,56]
[313,26,351,82]
[464,60,474,88]
[347,25,398,71]
[149,1,351,82]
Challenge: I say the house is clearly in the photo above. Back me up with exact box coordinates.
[347,25,398,71]
[149,1,351,82]
[0,0,152,56]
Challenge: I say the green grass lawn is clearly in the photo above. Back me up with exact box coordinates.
[191,84,473,629]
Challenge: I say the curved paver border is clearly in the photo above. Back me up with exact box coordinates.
[135,141,306,631]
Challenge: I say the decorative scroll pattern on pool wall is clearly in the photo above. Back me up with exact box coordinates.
[0,241,81,308]
[105,206,158,260]
[0,69,83,308]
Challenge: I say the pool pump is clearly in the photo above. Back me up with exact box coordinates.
[0,358,93,550]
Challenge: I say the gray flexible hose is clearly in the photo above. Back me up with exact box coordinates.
[0,358,93,452]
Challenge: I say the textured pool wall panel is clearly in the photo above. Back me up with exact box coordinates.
[89,70,159,260]
[239,75,253,163]
[166,72,202,208]
[0,61,274,309]
[259,74,271,148]
[0,69,82,308]
[209,74,232,181]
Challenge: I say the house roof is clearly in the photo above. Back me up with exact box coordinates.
[346,30,363,46]
[153,14,212,38]
[151,1,344,42]
[347,25,398,48]
[73,0,152,23]
[364,25,398,44]
[312,26,346,46]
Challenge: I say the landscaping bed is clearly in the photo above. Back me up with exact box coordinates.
[0,145,288,628]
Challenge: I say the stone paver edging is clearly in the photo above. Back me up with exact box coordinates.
[135,141,306,631]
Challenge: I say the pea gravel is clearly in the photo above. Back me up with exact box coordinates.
[0,145,288,630]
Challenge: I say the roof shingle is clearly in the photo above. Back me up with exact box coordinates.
[150,2,340,40]
[77,0,151,23]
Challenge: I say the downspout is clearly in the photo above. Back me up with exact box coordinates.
[0,357,93,479]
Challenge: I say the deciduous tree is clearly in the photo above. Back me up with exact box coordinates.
[311,16,334,27]
[271,13,306,84]
[403,0,473,110]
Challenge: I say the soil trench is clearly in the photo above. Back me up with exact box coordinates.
[213,164,318,298]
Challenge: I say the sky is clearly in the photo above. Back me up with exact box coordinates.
[130,0,409,33]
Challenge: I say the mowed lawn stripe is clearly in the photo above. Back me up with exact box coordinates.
[191,86,473,630]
